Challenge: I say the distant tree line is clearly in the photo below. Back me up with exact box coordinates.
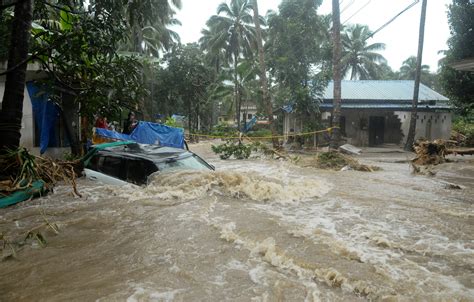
[0,0,470,154]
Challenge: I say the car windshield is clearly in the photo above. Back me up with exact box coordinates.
[157,155,211,173]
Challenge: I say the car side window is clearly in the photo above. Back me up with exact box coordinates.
[98,156,126,180]
[126,159,158,184]
[86,154,100,170]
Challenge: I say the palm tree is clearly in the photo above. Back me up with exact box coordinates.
[199,27,229,74]
[124,0,182,56]
[399,56,430,80]
[203,0,259,130]
[341,24,387,80]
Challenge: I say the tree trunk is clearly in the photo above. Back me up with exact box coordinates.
[0,0,33,153]
[233,53,241,131]
[61,94,81,156]
[252,0,278,148]
[404,0,428,151]
[330,0,342,150]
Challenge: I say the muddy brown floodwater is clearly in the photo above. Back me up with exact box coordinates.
[1,142,473,301]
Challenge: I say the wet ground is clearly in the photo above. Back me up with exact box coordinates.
[0,142,473,301]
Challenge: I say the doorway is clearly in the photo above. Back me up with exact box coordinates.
[369,116,385,146]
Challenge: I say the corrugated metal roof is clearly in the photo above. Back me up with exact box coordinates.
[323,80,449,101]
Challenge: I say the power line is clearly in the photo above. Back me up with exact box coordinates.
[366,0,420,40]
[340,0,355,14]
[342,0,373,25]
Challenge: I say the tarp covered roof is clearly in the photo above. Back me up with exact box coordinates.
[323,80,449,101]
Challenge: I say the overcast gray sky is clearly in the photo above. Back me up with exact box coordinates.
[172,0,451,72]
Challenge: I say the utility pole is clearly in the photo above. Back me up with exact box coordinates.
[330,0,342,150]
[404,0,428,151]
[252,0,278,148]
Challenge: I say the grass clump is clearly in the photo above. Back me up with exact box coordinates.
[299,151,381,172]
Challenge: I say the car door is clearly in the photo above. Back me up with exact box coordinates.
[84,154,129,186]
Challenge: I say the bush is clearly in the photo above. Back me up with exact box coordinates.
[210,123,238,138]
[452,118,474,146]
[246,129,272,138]
[164,117,178,128]
[211,141,254,159]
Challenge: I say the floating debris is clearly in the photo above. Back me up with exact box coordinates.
[298,151,381,172]
[0,148,83,204]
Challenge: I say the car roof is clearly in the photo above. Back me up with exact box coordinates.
[94,142,189,163]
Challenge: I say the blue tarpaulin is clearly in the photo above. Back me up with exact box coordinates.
[95,128,132,141]
[27,82,59,154]
[244,116,258,132]
[96,121,185,149]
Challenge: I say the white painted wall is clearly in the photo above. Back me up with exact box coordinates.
[0,82,35,149]
[395,111,452,143]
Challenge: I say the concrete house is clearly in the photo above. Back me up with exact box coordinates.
[217,101,258,126]
[282,80,452,146]
[0,63,80,156]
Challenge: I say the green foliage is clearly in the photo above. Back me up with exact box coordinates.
[341,24,387,80]
[158,43,215,131]
[439,0,474,117]
[374,63,398,80]
[246,129,272,138]
[211,123,238,137]
[62,151,81,161]
[164,116,178,128]
[120,0,182,56]
[29,2,147,121]
[212,141,253,159]
[266,0,330,130]
[316,152,349,169]
[312,151,380,171]
[202,0,263,128]
[452,118,474,146]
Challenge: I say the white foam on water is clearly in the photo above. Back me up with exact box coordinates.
[102,170,333,205]
[126,286,186,302]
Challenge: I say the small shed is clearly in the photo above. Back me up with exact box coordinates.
[282,80,452,146]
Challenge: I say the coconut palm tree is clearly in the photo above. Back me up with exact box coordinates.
[199,27,229,74]
[341,24,387,80]
[398,56,430,80]
[203,0,261,130]
[124,0,182,56]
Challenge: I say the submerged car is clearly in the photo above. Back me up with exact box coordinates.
[83,141,214,186]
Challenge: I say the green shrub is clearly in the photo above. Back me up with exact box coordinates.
[452,118,474,146]
[210,123,238,138]
[164,117,178,128]
[246,129,272,138]
[211,141,254,159]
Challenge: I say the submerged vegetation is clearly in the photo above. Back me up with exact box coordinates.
[0,148,82,199]
[212,140,254,160]
[298,151,381,172]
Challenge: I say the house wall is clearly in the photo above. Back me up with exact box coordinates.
[240,104,257,122]
[0,82,35,149]
[0,82,72,158]
[395,111,452,144]
[283,109,452,147]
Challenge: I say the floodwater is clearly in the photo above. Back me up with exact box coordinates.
[1,143,473,301]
